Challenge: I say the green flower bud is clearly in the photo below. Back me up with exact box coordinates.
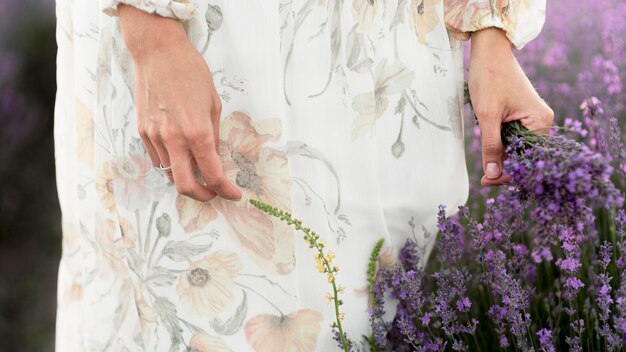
[156,213,171,238]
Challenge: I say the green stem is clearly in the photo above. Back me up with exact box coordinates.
[249,199,351,352]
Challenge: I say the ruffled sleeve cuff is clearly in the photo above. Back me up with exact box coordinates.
[444,0,546,50]
[101,0,198,21]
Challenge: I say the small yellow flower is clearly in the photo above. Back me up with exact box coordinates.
[338,313,345,321]
[327,273,335,283]
[314,255,325,273]
[325,292,333,304]
[338,285,345,293]
[326,250,335,261]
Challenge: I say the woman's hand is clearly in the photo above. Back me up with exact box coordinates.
[468,28,554,186]
[118,5,242,202]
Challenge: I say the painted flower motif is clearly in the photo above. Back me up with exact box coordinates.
[133,287,157,343]
[98,154,166,214]
[176,194,218,233]
[352,0,378,34]
[94,215,128,280]
[410,0,443,44]
[176,112,295,275]
[244,309,323,352]
[58,281,83,310]
[119,216,138,249]
[443,0,472,36]
[110,154,166,211]
[176,251,241,319]
[352,58,415,140]
[96,162,116,214]
[188,333,230,352]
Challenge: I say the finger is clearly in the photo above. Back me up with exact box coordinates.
[168,144,217,202]
[139,126,160,167]
[478,118,505,180]
[212,97,222,154]
[188,132,242,201]
[481,174,512,186]
[520,113,554,135]
[150,130,175,183]
[502,112,527,124]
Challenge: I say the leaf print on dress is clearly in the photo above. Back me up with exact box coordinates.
[309,0,345,99]
[351,0,379,34]
[176,112,295,275]
[447,95,463,140]
[244,309,323,352]
[351,58,415,140]
[281,141,352,243]
[176,250,242,319]
[281,0,319,105]
[133,285,158,344]
[346,23,375,74]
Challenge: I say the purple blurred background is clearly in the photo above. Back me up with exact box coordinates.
[0,1,624,351]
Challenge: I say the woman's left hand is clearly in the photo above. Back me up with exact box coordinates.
[468,28,554,186]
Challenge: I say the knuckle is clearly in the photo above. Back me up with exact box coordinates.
[473,106,494,120]
[482,141,502,155]
[137,123,148,137]
[184,128,209,143]
[175,182,194,196]
[146,126,159,141]
[160,126,182,142]
[204,174,224,188]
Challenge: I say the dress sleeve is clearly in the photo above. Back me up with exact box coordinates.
[100,0,197,21]
[444,0,546,49]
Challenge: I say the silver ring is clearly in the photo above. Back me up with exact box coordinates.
[159,163,173,173]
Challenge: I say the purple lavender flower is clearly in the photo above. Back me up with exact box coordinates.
[369,90,626,351]
[536,328,555,352]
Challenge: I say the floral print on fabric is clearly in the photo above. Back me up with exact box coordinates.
[54,0,545,350]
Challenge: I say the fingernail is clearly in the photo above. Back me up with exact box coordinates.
[485,162,500,179]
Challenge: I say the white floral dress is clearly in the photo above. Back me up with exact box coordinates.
[54,0,545,351]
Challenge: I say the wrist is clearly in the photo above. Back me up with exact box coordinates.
[117,4,189,62]
[469,28,514,65]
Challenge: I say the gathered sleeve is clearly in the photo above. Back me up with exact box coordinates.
[100,0,197,21]
[444,0,546,49]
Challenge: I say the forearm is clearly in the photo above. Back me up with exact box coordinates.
[117,4,189,62]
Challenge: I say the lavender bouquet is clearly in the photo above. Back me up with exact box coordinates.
[368,98,626,352]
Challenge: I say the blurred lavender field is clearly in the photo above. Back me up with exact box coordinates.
[0,0,58,351]
[0,1,624,351]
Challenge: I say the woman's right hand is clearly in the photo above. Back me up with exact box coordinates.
[118,4,242,202]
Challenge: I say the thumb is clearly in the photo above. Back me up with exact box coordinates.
[480,120,504,179]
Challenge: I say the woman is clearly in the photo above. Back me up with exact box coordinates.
[54,0,553,350]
